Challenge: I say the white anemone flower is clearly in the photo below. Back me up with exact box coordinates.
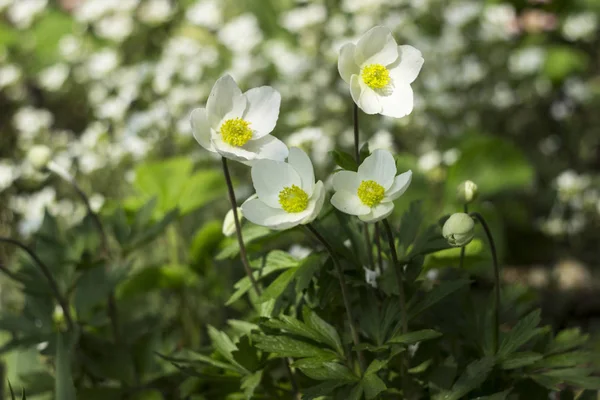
[331,149,412,223]
[241,147,325,230]
[338,26,424,118]
[190,75,288,164]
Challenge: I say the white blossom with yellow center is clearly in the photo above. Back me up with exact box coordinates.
[331,149,412,223]
[190,75,288,164]
[338,26,424,118]
[242,147,326,230]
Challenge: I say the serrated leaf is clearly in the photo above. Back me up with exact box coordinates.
[252,335,336,359]
[207,326,249,373]
[259,268,297,303]
[331,150,358,171]
[303,308,344,356]
[363,373,387,399]
[433,357,495,400]
[500,352,543,370]
[365,359,388,376]
[498,310,545,358]
[297,361,358,382]
[241,370,263,399]
[547,328,589,354]
[408,280,470,320]
[232,336,260,373]
[530,351,592,369]
[388,329,442,345]
[55,333,76,400]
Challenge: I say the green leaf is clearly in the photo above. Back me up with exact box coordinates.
[547,328,589,354]
[388,329,442,345]
[530,351,592,369]
[117,264,197,299]
[363,373,387,399]
[259,268,297,303]
[216,225,273,260]
[473,389,512,400]
[563,376,600,390]
[232,335,261,372]
[433,357,495,400]
[302,381,347,400]
[241,370,263,400]
[348,384,364,400]
[252,335,336,359]
[408,280,471,320]
[331,150,358,171]
[297,361,358,382]
[303,308,344,356]
[130,390,165,400]
[8,380,15,400]
[207,326,245,369]
[500,352,543,370]
[397,201,424,254]
[498,310,545,358]
[543,46,589,82]
[55,333,76,400]
[157,352,242,374]
[189,221,224,270]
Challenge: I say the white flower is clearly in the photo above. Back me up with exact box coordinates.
[222,207,243,237]
[190,75,288,164]
[364,267,380,288]
[27,145,52,169]
[337,26,423,118]
[241,147,325,230]
[331,149,412,223]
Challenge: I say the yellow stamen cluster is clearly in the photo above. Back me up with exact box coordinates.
[279,185,309,213]
[220,118,253,147]
[361,64,390,89]
[357,180,385,207]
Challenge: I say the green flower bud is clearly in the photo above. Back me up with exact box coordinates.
[443,213,475,247]
[27,145,52,170]
[457,180,478,204]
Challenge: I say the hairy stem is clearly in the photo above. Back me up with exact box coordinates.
[470,212,501,354]
[0,238,74,331]
[305,224,365,373]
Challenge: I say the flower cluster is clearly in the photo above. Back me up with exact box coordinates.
[191,26,418,230]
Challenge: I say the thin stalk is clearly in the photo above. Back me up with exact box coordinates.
[352,103,375,271]
[47,162,121,343]
[458,204,468,269]
[374,223,383,273]
[304,224,365,373]
[470,212,501,354]
[221,158,299,394]
[221,157,261,296]
[0,237,74,331]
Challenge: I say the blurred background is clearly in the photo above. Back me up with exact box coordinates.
[0,0,600,396]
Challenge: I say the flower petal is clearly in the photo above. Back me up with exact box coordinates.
[246,135,289,163]
[338,43,359,84]
[190,108,215,152]
[359,202,394,223]
[332,170,360,193]
[243,86,281,138]
[350,74,362,106]
[378,84,414,118]
[251,159,301,208]
[358,149,397,189]
[358,85,382,115]
[288,147,315,196]
[383,170,412,202]
[211,134,256,163]
[331,191,371,216]
[355,26,398,67]
[241,198,304,230]
[301,180,325,225]
[206,75,245,129]
[388,45,424,84]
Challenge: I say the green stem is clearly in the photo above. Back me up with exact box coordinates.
[458,204,468,269]
[0,238,74,331]
[374,222,383,274]
[304,224,365,373]
[469,212,501,355]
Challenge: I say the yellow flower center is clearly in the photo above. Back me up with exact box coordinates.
[357,180,385,207]
[279,185,309,213]
[361,64,390,89]
[220,118,253,147]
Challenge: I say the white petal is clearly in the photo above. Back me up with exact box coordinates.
[190,108,215,152]
[332,170,360,193]
[388,45,424,84]
[383,170,412,202]
[350,74,362,107]
[241,198,304,230]
[211,134,256,163]
[358,85,382,115]
[378,84,414,118]
[301,181,326,225]
[246,135,289,163]
[358,149,397,189]
[355,26,398,67]
[330,191,371,216]
[359,202,394,223]
[251,159,301,208]
[338,43,359,84]
[206,75,245,129]
[288,147,315,196]
[243,86,281,138]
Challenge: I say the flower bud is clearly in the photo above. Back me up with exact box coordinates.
[443,213,475,247]
[222,207,243,236]
[27,145,52,170]
[457,180,478,204]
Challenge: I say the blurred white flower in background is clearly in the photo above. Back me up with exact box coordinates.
[7,0,47,29]
[95,14,134,42]
[509,47,546,76]
[0,161,18,192]
[138,0,173,25]
[218,14,263,53]
[0,64,21,88]
[86,49,120,79]
[38,64,70,91]
[186,0,222,29]
[562,12,597,42]
[13,107,54,140]
[280,4,327,32]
